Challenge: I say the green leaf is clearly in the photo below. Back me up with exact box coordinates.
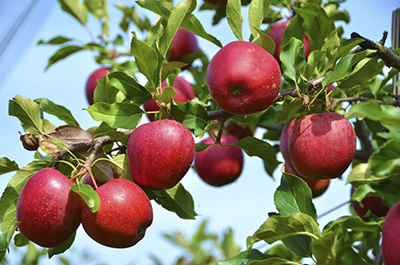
[47,232,76,258]
[145,183,197,219]
[323,215,382,234]
[9,95,43,134]
[13,233,29,247]
[281,235,312,258]
[87,102,143,129]
[281,38,306,87]
[274,173,317,221]
[233,137,281,170]
[130,35,163,89]
[0,158,19,176]
[311,232,337,265]
[158,0,196,57]
[333,38,364,64]
[34,98,79,126]
[154,86,176,104]
[91,74,117,105]
[108,71,152,105]
[0,161,51,235]
[281,15,305,53]
[275,99,303,124]
[226,0,243,41]
[248,212,321,247]
[37,36,73,45]
[70,184,100,213]
[216,249,276,265]
[248,0,269,40]
[57,0,88,25]
[171,101,209,137]
[222,228,241,259]
[253,29,276,56]
[346,101,400,130]
[322,54,354,87]
[45,45,84,69]
[369,139,400,179]
[137,0,222,48]
[301,50,330,80]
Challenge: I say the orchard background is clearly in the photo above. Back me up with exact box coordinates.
[0,0,399,264]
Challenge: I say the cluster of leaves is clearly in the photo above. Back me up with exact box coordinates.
[0,0,399,264]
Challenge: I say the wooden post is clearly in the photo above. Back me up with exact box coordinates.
[392,8,400,95]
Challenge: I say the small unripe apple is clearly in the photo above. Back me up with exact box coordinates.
[284,164,330,198]
[382,201,400,265]
[267,19,311,65]
[194,134,244,187]
[350,187,389,222]
[170,28,199,61]
[127,119,195,190]
[16,168,83,248]
[85,67,111,105]
[206,41,281,115]
[288,112,356,179]
[81,179,153,248]
[143,76,195,121]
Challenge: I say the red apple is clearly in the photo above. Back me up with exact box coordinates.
[127,119,195,190]
[326,84,335,93]
[224,121,254,140]
[143,76,195,121]
[284,164,330,198]
[382,201,400,265]
[16,168,82,248]
[194,134,244,187]
[85,67,111,105]
[82,173,106,189]
[280,118,300,176]
[350,187,389,222]
[206,41,281,115]
[170,28,199,61]
[81,179,153,248]
[288,112,356,179]
[267,19,311,65]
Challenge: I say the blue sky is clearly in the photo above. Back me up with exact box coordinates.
[0,0,399,264]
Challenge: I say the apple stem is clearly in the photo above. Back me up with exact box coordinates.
[87,167,99,190]
[318,200,351,219]
[215,120,226,144]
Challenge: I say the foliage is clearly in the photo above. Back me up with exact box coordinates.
[0,0,399,264]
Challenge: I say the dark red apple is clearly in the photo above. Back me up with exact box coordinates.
[85,67,111,105]
[206,41,281,115]
[143,76,195,121]
[288,112,356,179]
[280,118,300,176]
[284,164,330,198]
[82,173,105,189]
[81,179,153,248]
[127,119,195,190]
[326,84,335,93]
[194,134,244,187]
[267,19,311,65]
[350,187,389,222]
[170,28,199,61]
[224,121,253,140]
[16,168,82,248]
[382,201,400,265]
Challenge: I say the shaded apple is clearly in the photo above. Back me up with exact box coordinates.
[16,168,83,248]
[170,28,199,62]
[350,187,389,221]
[143,76,195,121]
[82,173,106,189]
[127,119,195,190]
[288,112,356,179]
[224,121,254,140]
[206,41,281,115]
[267,19,311,65]
[81,179,153,248]
[284,164,330,198]
[280,118,300,176]
[382,201,400,265]
[85,67,111,105]
[194,134,244,187]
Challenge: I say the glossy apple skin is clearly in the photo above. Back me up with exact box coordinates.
[194,134,244,187]
[127,119,195,190]
[170,28,199,61]
[267,19,311,65]
[224,121,253,140]
[85,67,111,105]
[382,202,400,265]
[206,41,281,115]
[288,112,356,179]
[350,187,389,221]
[280,118,300,176]
[16,168,83,248]
[81,179,153,248]
[143,76,195,121]
[284,164,330,198]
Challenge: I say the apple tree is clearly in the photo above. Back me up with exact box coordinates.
[1,0,400,264]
